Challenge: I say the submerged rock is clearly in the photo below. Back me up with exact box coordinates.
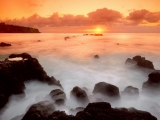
[0,53,62,110]
[0,42,11,47]
[49,89,66,105]
[125,55,155,69]
[93,82,120,100]
[121,86,139,98]
[70,86,89,106]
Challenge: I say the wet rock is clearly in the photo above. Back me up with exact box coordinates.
[70,107,84,115]
[22,101,55,120]
[125,55,155,69]
[0,42,11,47]
[76,102,157,120]
[94,55,99,58]
[125,58,137,65]
[48,111,77,120]
[49,89,66,105]
[93,82,120,100]
[0,53,62,110]
[22,102,157,120]
[9,53,32,59]
[142,71,160,94]
[70,86,89,105]
[121,86,139,98]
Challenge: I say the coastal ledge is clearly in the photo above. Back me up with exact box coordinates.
[0,22,40,33]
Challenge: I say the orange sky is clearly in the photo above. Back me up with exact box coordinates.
[0,0,160,32]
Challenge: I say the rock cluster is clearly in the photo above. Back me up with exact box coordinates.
[0,53,62,109]
[22,102,157,120]
[125,55,155,69]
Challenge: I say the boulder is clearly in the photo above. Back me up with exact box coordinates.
[22,101,55,120]
[142,71,160,94]
[49,89,66,105]
[125,55,155,69]
[0,42,11,47]
[93,82,120,100]
[70,86,89,105]
[121,86,139,97]
[76,102,157,120]
[0,53,62,110]
[22,102,157,120]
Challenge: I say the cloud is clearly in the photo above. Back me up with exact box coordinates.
[1,8,160,32]
[87,8,122,24]
[126,9,160,25]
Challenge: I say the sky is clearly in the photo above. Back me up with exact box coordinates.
[0,0,160,33]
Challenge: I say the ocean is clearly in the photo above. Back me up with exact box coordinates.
[0,33,160,120]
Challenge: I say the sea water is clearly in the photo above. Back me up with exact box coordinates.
[0,33,160,120]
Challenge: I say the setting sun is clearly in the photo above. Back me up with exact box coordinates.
[95,28,103,33]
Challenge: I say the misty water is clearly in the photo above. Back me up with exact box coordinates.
[0,33,160,120]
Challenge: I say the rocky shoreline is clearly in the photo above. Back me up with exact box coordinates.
[0,53,160,120]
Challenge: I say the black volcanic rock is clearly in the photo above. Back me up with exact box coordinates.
[0,22,40,33]
[0,53,62,109]
[76,102,157,120]
[125,55,155,69]
[70,86,89,105]
[142,71,160,94]
[121,86,139,97]
[93,82,120,100]
[49,89,66,105]
[22,101,55,120]
[22,102,157,120]
[0,42,11,47]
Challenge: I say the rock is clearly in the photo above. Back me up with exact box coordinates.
[0,53,62,110]
[22,102,157,120]
[70,86,89,105]
[64,36,70,40]
[93,82,120,100]
[76,102,157,120]
[94,55,99,59]
[70,107,84,115]
[0,42,11,47]
[9,53,32,59]
[142,71,160,94]
[121,86,139,98]
[126,55,155,69]
[49,89,66,105]
[22,101,55,120]
[125,58,137,65]
[48,111,77,120]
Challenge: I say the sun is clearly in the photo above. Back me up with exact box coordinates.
[94,28,103,33]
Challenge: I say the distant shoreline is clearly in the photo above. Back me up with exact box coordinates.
[0,22,40,33]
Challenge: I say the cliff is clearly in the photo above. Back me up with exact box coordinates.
[0,22,40,33]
